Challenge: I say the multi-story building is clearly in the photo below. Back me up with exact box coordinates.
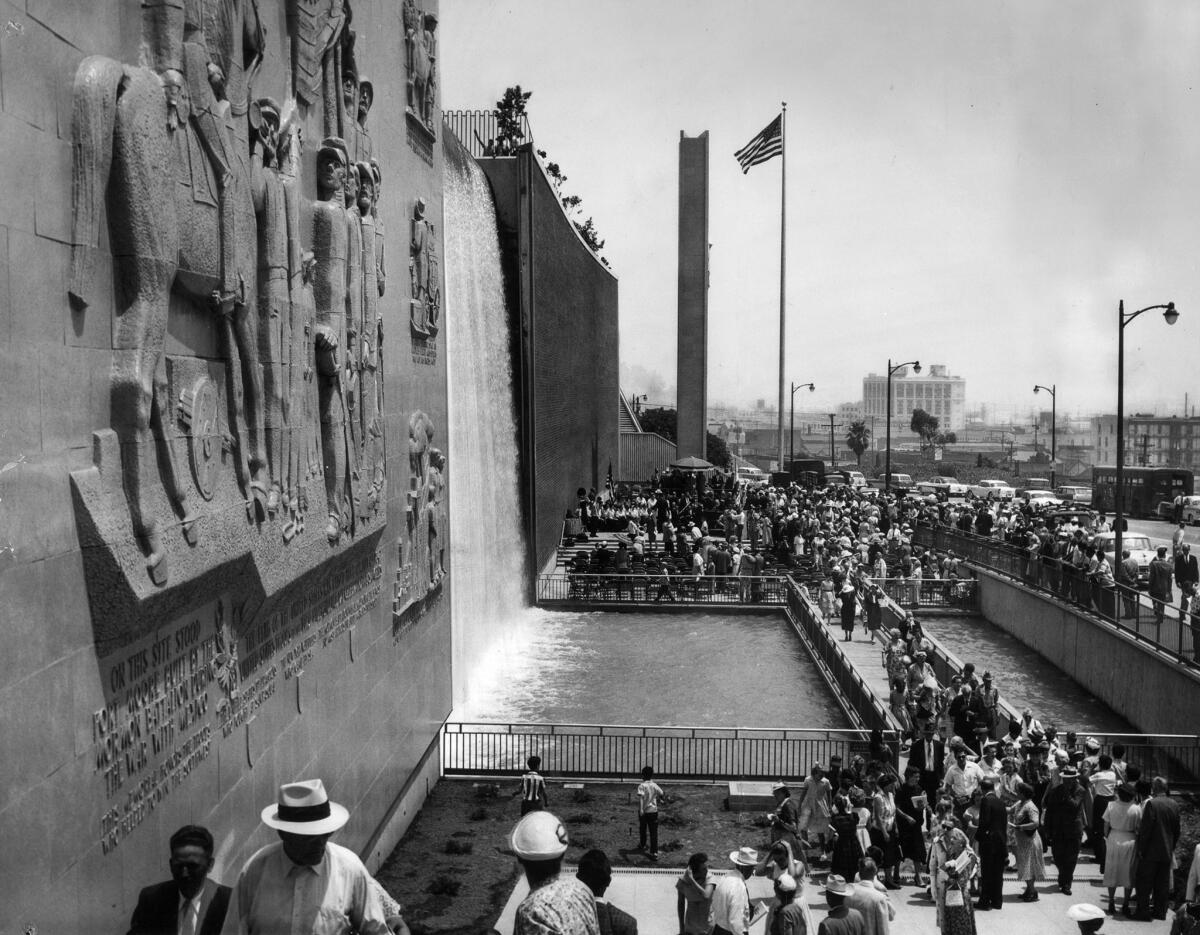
[863,363,966,434]
[1092,414,1200,469]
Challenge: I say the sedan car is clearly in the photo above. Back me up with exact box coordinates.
[1092,532,1155,587]
[1182,496,1200,525]
[1023,490,1063,509]
[969,479,1017,501]
[926,475,970,497]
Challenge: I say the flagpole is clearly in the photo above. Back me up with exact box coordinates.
[777,102,787,474]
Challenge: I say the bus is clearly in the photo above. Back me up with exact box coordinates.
[787,458,826,487]
[1090,466,1193,517]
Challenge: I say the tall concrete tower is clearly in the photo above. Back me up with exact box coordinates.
[677,131,710,460]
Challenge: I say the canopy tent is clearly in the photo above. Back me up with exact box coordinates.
[670,455,714,472]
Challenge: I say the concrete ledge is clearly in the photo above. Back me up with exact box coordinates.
[974,566,1200,735]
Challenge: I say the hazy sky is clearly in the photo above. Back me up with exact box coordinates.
[442,1,1200,420]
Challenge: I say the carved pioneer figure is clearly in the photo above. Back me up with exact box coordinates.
[356,163,385,518]
[67,0,271,584]
[403,2,438,128]
[249,97,290,514]
[343,156,365,463]
[312,138,357,543]
[425,447,446,585]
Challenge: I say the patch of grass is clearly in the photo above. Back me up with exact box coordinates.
[659,811,689,829]
[660,838,685,853]
[426,874,462,897]
[570,833,595,849]
[565,812,594,825]
[572,788,594,804]
[474,783,501,800]
[444,839,475,855]
[467,807,489,822]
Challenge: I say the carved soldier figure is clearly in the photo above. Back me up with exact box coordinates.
[410,198,437,334]
[426,447,446,585]
[420,12,438,126]
[356,78,374,161]
[312,137,355,543]
[370,158,386,298]
[402,0,421,112]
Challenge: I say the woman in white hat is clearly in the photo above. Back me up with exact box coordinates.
[929,815,977,934]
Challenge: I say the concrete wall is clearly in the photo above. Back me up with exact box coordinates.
[976,568,1200,735]
[480,149,620,576]
[0,2,451,930]
[676,131,709,460]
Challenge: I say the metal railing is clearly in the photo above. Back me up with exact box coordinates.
[869,577,979,611]
[443,110,532,159]
[785,583,900,736]
[536,573,789,605]
[442,722,876,780]
[914,525,1200,666]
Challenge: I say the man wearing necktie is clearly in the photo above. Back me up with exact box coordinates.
[128,825,231,935]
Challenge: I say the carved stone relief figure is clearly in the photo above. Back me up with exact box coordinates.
[356,77,374,161]
[403,1,438,130]
[371,158,386,298]
[67,0,271,585]
[410,198,440,336]
[312,137,356,543]
[425,447,446,585]
[355,162,384,518]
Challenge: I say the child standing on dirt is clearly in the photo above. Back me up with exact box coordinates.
[637,765,665,860]
[518,755,548,815]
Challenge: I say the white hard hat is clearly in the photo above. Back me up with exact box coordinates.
[510,810,569,860]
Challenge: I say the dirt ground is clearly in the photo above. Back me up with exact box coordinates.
[374,778,1200,935]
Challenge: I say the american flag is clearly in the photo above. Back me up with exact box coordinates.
[734,114,783,173]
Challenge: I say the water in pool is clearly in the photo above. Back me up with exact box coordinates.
[920,615,1135,734]
[457,609,850,728]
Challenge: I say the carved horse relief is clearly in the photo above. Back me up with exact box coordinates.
[69,51,270,585]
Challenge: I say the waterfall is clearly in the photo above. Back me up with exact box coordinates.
[444,136,529,708]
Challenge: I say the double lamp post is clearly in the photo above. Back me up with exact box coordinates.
[884,359,920,494]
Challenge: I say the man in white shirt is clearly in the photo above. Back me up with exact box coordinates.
[221,779,390,935]
[710,848,758,935]
[941,749,984,815]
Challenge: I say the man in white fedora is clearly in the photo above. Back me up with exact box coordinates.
[510,810,599,935]
[710,847,758,935]
[220,778,390,934]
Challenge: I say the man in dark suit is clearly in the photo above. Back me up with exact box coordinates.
[577,848,638,935]
[1135,777,1182,921]
[909,725,945,803]
[128,825,230,935]
[975,777,1009,910]
[1176,543,1199,620]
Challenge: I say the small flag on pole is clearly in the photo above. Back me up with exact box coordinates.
[734,114,783,173]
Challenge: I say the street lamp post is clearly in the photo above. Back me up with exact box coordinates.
[1116,300,1178,561]
[885,359,920,494]
[1033,384,1056,489]
[790,381,815,467]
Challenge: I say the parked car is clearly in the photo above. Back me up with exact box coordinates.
[1023,477,1053,491]
[1022,489,1064,508]
[925,475,970,497]
[839,470,868,488]
[1092,532,1155,587]
[1055,485,1093,504]
[969,479,1017,501]
[876,472,914,492]
[1043,507,1099,532]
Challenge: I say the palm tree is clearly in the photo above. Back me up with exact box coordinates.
[846,420,871,466]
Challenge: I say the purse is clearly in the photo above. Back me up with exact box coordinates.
[944,887,965,908]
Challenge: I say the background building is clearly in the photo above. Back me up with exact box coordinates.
[1092,414,1200,469]
[863,363,966,433]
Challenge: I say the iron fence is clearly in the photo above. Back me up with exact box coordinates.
[536,573,788,605]
[785,583,899,736]
[913,525,1200,666]
[442,722,876,781]
[443,109,532,158]
[870,577,979,611]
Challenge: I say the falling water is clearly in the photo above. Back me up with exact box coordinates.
[443,136,529,707]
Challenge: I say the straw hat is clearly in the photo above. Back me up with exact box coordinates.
[261,779,349,835]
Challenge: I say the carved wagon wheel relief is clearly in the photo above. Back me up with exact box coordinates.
[178,376,224,501]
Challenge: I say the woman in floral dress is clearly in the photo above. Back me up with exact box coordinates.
[1009,780,1046,902]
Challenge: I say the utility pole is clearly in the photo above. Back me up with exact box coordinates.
[828,414,844,468]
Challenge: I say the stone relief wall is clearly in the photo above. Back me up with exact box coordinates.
[0,0,449,927]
